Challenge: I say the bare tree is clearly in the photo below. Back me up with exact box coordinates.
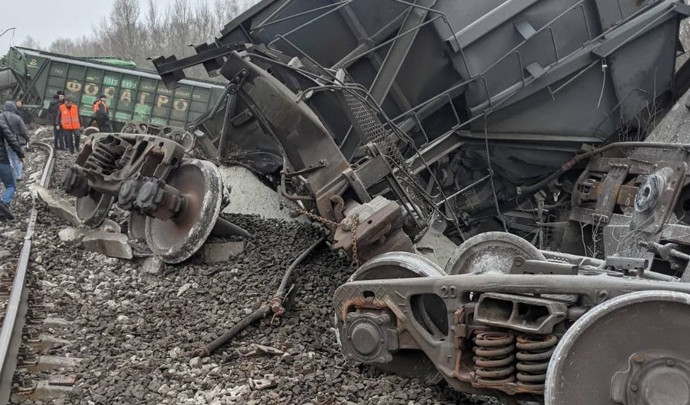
[48,38,73,55]
[103,0,146,61]
[44,0,255,79]
[145,0,165,57]
[193,1,216,43]
[214,0,243,31]
[166,0,194,57]
[19,35,40,50]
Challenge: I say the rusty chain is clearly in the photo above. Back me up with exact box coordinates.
[282,202,360,268]
[350,215,359,268]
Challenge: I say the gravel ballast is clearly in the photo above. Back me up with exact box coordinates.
[19,149,494,405]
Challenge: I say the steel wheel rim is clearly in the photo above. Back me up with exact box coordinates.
[144,159,223,263]
[445,232,544,275]
[545,290,690,405]
[344,252,447,384]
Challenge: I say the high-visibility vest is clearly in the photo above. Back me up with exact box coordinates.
[93,100,108,114]
[59,104,80,130]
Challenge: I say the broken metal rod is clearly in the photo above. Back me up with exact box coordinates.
[195,236,326,357]
[211,216,253,239]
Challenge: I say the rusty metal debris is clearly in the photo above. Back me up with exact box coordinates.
[196,236,325,357]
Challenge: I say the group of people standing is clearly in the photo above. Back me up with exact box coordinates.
[0,91,112,220]
[47,91,112,153]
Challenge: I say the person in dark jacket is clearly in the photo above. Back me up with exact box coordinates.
[14,100,31,125]
[2,101,29,146]
[48,91,65,150]
[90,94,112,132]
[0,116,25,219]
[2,101,28,180]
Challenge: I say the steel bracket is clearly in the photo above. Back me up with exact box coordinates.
[594,164,630,223]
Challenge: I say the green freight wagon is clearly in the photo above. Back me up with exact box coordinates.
[0,47,226,131]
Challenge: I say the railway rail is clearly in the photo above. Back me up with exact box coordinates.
[0,142,54,404]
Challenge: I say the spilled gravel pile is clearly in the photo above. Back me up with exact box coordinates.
[21,150,493,404]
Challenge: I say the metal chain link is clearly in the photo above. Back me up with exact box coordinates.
[282,202,360,267]
[289,204,339,228]
[350,215,359,268]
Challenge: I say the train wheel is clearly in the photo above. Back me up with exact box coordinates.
[545,290,690,405]
[144,159,223,264]
[445,232,544,275]
[340,252,447,384]
[76,191,114,228]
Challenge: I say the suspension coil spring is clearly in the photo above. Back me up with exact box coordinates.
[472,332,516,385]
[85,141,121,174]
[516,334,558,391]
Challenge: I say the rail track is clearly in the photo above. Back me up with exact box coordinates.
[0,142,54,404]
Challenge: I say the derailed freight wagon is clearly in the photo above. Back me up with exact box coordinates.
[0,47,226,132]
[120,0,690,404]
[153,0,690,240]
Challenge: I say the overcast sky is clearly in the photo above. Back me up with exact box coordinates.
[0,0,180,55]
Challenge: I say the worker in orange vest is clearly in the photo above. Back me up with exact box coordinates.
[91,94,112,132]
[56,98,82,153]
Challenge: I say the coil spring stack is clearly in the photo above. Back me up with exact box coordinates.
[471,331,558,393]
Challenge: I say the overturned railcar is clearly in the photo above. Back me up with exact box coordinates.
[112,0,690,403]
[155,0,690,241]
